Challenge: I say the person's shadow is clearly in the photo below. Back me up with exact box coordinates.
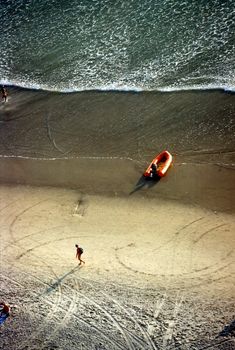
[44,266,80,294]
[129,174,161,195]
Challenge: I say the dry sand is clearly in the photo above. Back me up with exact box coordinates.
[0,182,235,350]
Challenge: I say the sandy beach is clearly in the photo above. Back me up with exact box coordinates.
[0,88,235,349]
[1,0,235,346]
[0,184,235,350]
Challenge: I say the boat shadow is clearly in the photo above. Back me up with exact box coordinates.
[129,175,161,195]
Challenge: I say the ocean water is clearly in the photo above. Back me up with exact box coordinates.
[0,0,235,92]
[0,1,235,187]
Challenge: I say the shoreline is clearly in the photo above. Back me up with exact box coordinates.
[0,156,235,213]
[1,83,235,94]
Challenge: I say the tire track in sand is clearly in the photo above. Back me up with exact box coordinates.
[7,227,151,350]
[8,199,49,244]
[16,235,154,350]
[4,251,125,350]
[2,264,124,350]
[1,262,64,350]
[162,293,184,349]
[76,277,159,350]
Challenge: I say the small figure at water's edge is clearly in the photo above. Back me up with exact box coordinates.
[1,86,8,103]
[75,244,85,266]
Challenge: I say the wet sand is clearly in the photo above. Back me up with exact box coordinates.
[0,87,235,162]
[0,155,235,213]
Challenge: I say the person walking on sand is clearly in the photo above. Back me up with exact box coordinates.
[1,86,8,103]
[75,244,85,265]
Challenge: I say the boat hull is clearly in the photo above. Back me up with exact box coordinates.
[144,150,173,178]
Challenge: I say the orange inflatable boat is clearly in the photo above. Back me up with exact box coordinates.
[144,150,173,178]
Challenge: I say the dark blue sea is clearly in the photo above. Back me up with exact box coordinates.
[0,0,234,92]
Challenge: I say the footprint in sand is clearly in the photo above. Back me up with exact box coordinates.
[72,196,88,217]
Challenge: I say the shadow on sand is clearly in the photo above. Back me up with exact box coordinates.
[129,175,161,195]
[45,266,80,294]
[218,319,235,337]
